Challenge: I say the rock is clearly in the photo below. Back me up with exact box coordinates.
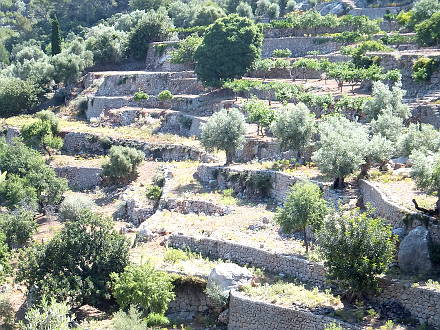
[218,308,229,324]
[392,227,406,242]
[394,167,411,178]
[137,222,154,242]
[398,226,432,275]
[390,156,409,169]
[261,216,270,224]
[320,1,348,15]
[207,263,253,295]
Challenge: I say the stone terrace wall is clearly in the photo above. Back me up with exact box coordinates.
[62,131,215,163]
[262,37,343,58]
[359,179,410,227]
[410,103,440,129]
[358,179,440,244]
[168,234,327,287]
[196,164,303,202]
[86,71,204,97]
[375,279,440,327]
[228,292,359,330]
[53,166,102,191]
[169,233,440,328]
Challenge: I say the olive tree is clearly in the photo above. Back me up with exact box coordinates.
[21,110,63,156]
[0,77,39,117]
[195,14,263,87]
[201,108,246,165]
[85,24,128,65]
[275,181,328,253]
[21,297,72,330]
[271,103,315,161]
[410,150,440,214]
[102,146,145,181]
[362,81,410,121]
[236,2,254,19]
[317,209,396,298]
[398,123,440,157]
[370,109,404,143]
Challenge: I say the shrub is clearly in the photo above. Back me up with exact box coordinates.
[112,306,149,330]
[85,24,128,65]
[275,182,328,252]
[411,0,440,28]
[129,0,170,11]
[398,123,440,157]
[59,195,96,222]
[18,211,130,306]
[146,185,162,201]
[236,2,254,19]
[312,116,369,189]
[416,12,440,46]
[170,35,202,65]
[412,57,439,81]
[110,263,175,314]
[0,77,39,117]
[317,209,396,297]
[0,208,37,249]
[102,146,145,180]
[158,90,173,101]
[192,3,226,26]
[0,139,67,210]
[133,90,149,102]
[242,97,275,136]
[195,14,263,87]
[128,9,174,60]
[20,297,72,330]
[21,110,64,156]
[272,48,292,58]
[201,108,246,164]
[0,233,9,285]
[362,81,410,121]
[271,103,315,160]
[145,313,170,327]
[341,40,391,69]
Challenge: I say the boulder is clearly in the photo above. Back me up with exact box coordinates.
[398,226,432,275]
[390,156,409,169]
[207,263,253,295]
[137,222,154,242]
[320,1,347,15]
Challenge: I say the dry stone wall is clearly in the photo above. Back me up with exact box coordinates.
[168,234,327,287]
[62,131,216,162]
[262,37,343,58]
[53,166,102,191]
[228,292,359,330]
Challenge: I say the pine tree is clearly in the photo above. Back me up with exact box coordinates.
[50,13,62,56]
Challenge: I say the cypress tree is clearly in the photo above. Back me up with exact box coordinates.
[50,13,62,56]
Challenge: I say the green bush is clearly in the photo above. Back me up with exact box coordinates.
[0,233,9,285]
[242,97,275,136]
[128,9,174,60]
[20,297,72,330]
[412,57,439,81]
[146,185,162,201]
[0,208,37,249]
[158,90,173,101]
[112,306,149,330]
[145,313,170,327]
[317,209,396,297]
[275,182,328,252]
[133,90,149,102]
[85,24,128,65]
[18,211,130,306]
[416,12,440,46]
[59,195,96,222]
[0,139,67,210]
[192,3,226,26]
[21,110,64,156]
[195,14,263,87]
[170,35,202,65]
[102,146,145,180]
[272,48,292,58]
[201,108,246,164]
[0,77,39,117]
[110,263,175,315]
